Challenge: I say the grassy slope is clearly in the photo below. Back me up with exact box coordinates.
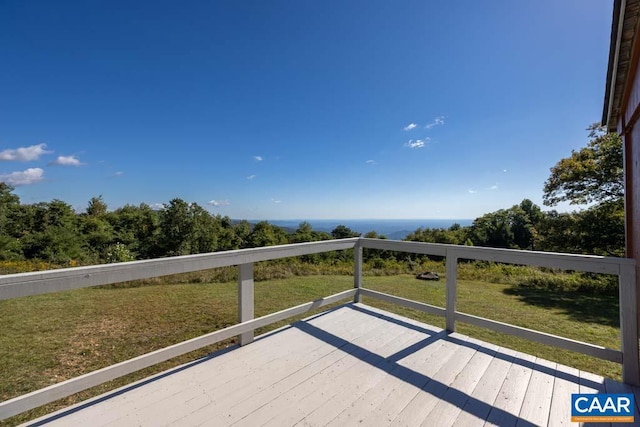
[0,274,620,425]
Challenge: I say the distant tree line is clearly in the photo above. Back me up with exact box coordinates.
[0,124,624,266]
[0,188,362,265]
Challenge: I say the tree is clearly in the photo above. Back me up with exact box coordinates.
[188,203,218,253]
[543,124,623,206]
[467,199,544,250]
[86,196,108,217]
[0,183,20,234]
[107,203,160,259]
[0,184,23,259]
[158,198,193,256]
[469,209,514,248]
[541,124,625,256]
[246,221,288,248]
[331,225,360,239]
[22,200,87,263]
[536,202,624,257]
[510,199,543,250]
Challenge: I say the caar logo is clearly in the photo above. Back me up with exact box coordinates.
[571,393,635,423]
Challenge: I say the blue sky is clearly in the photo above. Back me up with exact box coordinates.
[0,0,613,219]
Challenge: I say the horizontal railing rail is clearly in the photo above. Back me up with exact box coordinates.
[357,238,639,384]
[0,236,638,421]
[0,238,359,300]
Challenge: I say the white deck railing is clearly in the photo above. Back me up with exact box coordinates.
[0,237,638,420]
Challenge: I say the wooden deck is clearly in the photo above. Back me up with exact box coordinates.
[24,303,640,427]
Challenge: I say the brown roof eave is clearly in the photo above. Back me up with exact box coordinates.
[602,0,640,133]
[603,0,623,131]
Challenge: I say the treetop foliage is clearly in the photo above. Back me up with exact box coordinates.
[543,123,623,206]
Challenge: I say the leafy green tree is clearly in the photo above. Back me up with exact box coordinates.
[543,124,623,206]
[574,200,624,256]
[80,215,115,259]
[537,202,624,256]
[22,200,87,263]
[510,200,543,250]
[230,220,252,249]
[291,221,314,243]
[158,198,193,256]
[188,203,218,253]
[246,221,288,248]
[0,184,23,259]
[469,209,514,248]
[80,196,115,259]
[0,183,20,233]
[107,203,160,259]
[86,196,108,217]
[290,222,331,244]
[541,124,624,256]
[331,225,360,239]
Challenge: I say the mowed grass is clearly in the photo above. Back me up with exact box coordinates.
[1,274,621,425]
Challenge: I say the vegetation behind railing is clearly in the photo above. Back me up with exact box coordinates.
[0,238,637,423]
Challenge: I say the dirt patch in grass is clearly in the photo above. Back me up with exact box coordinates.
[46,317,131,381]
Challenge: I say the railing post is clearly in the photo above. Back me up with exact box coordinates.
[445,249,458,332]
[619,263,640,385]
[354,240,362,303]
[238,263,254,346]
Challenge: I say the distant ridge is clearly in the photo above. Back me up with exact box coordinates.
[242,219,473,240]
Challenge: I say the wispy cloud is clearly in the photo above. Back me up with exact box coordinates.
[208,199,230,207]
[0,168,44,186]
[468,189,477,194]
[114,171,124,176]
[403,123,417,131]
[271,198,282,204]
[253,156,263,161]
[425,116,445,129]
[49,155,83,166]
[0,143,52,162]
[503,169,508,173]
[246,174,256,180]
[489,184,499,190]
[365,160,377,165]
[404,138,429,149]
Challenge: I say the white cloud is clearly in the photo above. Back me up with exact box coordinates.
[254,156,263,161]
[503,169,508,173]
[49,155,83,166]
[149,203,165,210]
[0,143,52,161]
[0,168,44,186]
[468,189,477,194]
[425,116,445,129]
[246,174,256,180]
[489,184,499,190]
[208,199,230,206]
[114,171,124,176]
[403,123,417,131]
[404,139,429,149]
[365,160,377,165]
[272,198,282,204]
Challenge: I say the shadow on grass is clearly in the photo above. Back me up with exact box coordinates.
[503,286,619,327]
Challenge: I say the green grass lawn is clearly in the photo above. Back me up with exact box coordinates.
[0,274,622,425]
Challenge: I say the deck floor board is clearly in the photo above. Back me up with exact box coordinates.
[23,303,636,427]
